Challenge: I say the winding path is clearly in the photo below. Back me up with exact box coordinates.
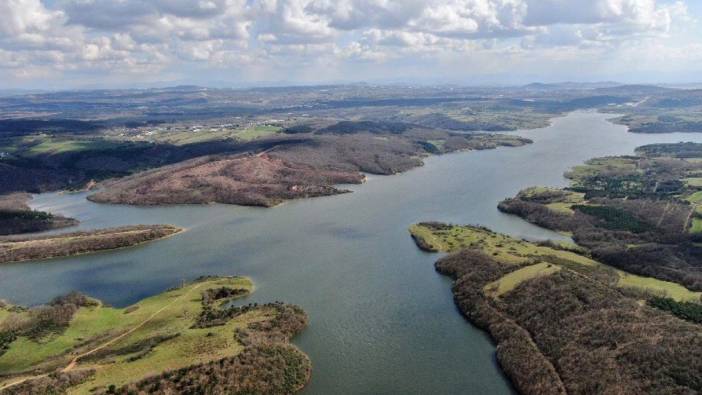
[0,283,203,391]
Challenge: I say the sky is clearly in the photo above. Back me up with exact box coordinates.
[1,0,701,89]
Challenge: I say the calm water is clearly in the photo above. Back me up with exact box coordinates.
[3,111,702,394]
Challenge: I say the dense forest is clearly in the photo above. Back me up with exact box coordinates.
[499,143,702,291]
[0,225,182,264]
[0,277,311,394]
[107,298,309,394]
[107,343,309,395]
[88,132,529,207]
[0,193,77,235]
[410,223,702,395]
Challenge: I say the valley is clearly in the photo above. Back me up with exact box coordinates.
[2,92,702,394]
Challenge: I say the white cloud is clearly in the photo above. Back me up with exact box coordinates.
[250,0,336,44]
[0,0,63,37]
[0,0,697,86]
[306,0,426,30]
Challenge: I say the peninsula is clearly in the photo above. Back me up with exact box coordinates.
[0,276,310,394]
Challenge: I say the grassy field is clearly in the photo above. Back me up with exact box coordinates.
[234,125,282,141]
[0,278,251,378]
[484,262,561,298]
[516,186,585,214]
[690,217,702,234]
[684,178,702,188]
[67,281,268,393]
[517,186,555,198]
[0,136,125,157]
[151,125,282,146]
[409,223,597,266]
[683,190,702,229]
[410,223,701,302]
[618,273,702,302]
[684,191,702,203]
[545,202,576,214]
[427,139,446,151]
[154,129,236,145]
[501,146,702,295]
[0,276,312,394]
[565,156,640,184]
[26,138,117,156]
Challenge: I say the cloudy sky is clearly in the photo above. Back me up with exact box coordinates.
[1,0,701,88]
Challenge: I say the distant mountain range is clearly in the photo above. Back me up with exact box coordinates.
[0,89,49,97]
[3,82,702,100]
[521,81,622,90]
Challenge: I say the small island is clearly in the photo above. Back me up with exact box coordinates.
[0,225,183,264]
[0,276,310,394]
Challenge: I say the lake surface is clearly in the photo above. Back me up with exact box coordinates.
[4,111,702,394]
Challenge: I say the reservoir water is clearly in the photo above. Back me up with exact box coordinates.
[3,111,702,393]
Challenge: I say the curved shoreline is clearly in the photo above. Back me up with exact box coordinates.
[0,276,312,394]
[12,111,702,394]
[409,212,702,393]
[0,225,184,265]
[84,134,531,208]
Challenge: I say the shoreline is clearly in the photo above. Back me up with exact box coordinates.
[0,275,312,393]
[0,225,185,265]
[79,133,531,209]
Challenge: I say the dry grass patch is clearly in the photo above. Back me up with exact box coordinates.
[484,262,561,298]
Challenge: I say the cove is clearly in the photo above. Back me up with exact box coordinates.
[3,111,702,394]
